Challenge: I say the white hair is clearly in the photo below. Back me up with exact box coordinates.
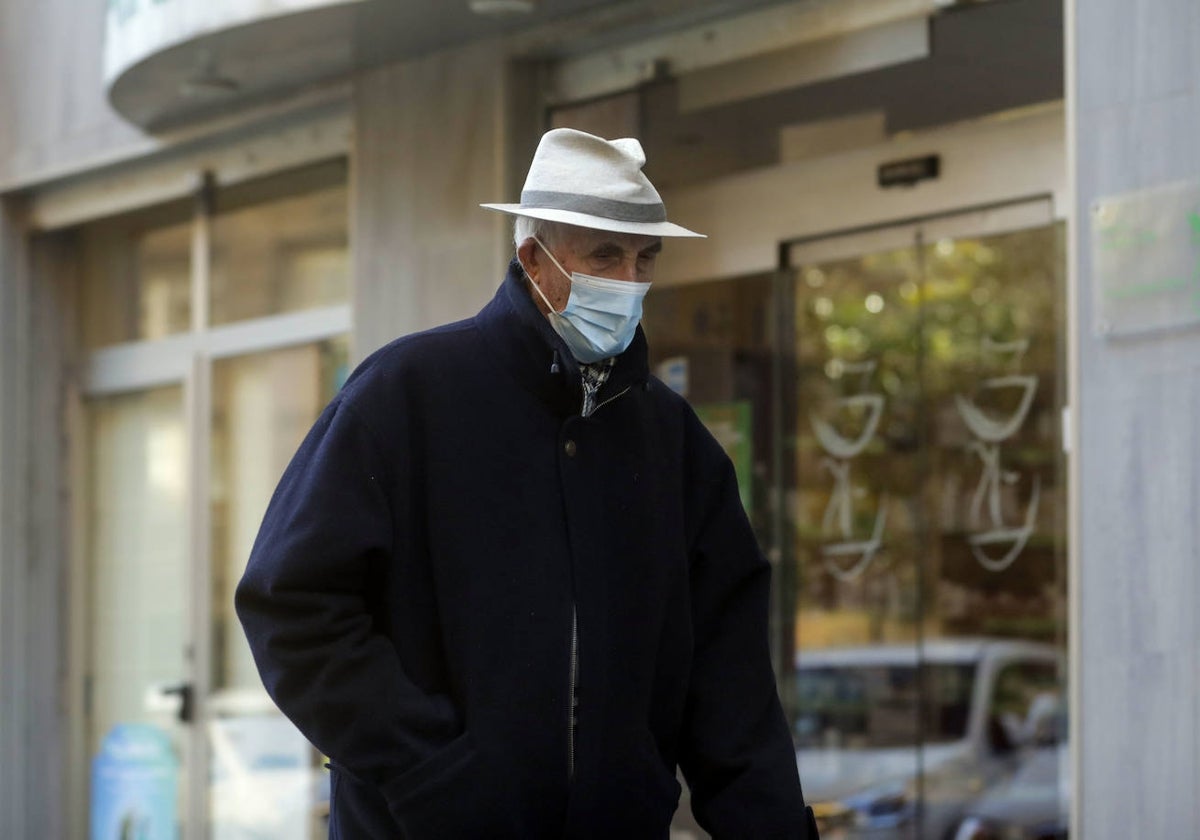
[513,216,566,252]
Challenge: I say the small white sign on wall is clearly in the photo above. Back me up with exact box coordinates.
[1091,180,1200,338]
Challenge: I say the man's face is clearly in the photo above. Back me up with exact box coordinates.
[518,224,663,314]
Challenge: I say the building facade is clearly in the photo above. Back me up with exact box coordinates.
[0,0,1195,837]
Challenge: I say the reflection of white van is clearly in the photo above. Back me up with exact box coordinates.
[208,689,329,840]
[793,638,1063,840]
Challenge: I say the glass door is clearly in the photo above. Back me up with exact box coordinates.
[208,339,347,840]
[784,202,1068,839]
[74,159,351,839]
[786,224,928,837]
[86,384,192,839]
[203,163,349,840]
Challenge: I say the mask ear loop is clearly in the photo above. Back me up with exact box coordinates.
[522,236,568,314]
[520,238,567,373]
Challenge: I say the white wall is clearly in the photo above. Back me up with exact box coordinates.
[656,105,1067,285]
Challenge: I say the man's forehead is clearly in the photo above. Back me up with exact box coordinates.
[565,226,662,252]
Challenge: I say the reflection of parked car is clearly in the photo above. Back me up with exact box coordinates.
[951,710,1069,840]
[793,638,1063,840]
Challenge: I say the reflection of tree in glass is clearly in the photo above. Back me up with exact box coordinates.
[793,225,1066,646]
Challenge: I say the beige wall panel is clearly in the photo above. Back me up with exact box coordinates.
[352,40,516,361]
[779,111,888,163]
[654,106,1067,285]
[0,0,149,190]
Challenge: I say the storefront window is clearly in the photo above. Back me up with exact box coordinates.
[80,201,192,348]
[74,159,350,838]
[210,161,349,326]
[642,274,777,539]
[793,660,976,750]
[641,212,1067,840]
[787,218,1067,839]
[86,385,190,835]
[209,339,348,839]
[788,224,1066,648]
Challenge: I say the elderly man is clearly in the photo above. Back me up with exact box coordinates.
[236,128,818,839]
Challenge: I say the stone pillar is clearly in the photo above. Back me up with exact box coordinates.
[351,38,542,361]
[0,198,35,837]
[1071,0,1200,836]
[0,200,77,838]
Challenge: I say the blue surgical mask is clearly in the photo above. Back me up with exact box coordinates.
[525,236,651,364]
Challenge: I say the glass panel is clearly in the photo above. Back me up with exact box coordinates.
[794,662,975,751]
[789,246,924,647]
[919,226,1068,840]
[80,201,192,348]
[209,337,349,840]
[786,220,1068,840]
[87,385,189,836]
[921,226,1067,644]
[210,161,349,326]
[643,274,776,539]
[641,273,775,840]
[787,242,926,838]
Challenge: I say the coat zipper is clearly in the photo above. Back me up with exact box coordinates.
[568,605,579,780]
[566,380,638,781]
[590,385,631,416]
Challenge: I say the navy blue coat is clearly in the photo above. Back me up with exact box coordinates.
[236,261,816,839]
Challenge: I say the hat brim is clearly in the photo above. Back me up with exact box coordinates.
[480,203,706,238]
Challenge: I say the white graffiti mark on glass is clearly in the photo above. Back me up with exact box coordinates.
[812,360,888,581]
[955,338,1042,573]
[811,394,884,459]
[954,375,1037,443]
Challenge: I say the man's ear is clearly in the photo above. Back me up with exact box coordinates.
[516,238,539,280]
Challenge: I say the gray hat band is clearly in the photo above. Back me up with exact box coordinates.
[520,190,667,224]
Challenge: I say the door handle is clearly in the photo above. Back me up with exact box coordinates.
[161,682,194,724]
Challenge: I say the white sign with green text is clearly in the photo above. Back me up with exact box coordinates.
[1091,180,1200,338]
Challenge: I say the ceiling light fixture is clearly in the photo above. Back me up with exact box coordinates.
[468,0,536,16]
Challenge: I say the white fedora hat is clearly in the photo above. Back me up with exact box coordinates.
[481,128,705,238]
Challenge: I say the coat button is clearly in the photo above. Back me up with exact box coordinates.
[564,439,577,457]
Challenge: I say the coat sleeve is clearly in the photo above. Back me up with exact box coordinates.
[234,395,517,834]
[677,411,820,840]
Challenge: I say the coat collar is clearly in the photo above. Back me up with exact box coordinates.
[475,259,650,417]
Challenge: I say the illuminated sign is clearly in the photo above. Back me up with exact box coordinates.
[877,155,941,189]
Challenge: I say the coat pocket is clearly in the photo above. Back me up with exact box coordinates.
[381,730,477,812]
[639,739,682,809]
[380,731,525,839]
[326,761,400,839]
[614,733,683,833]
